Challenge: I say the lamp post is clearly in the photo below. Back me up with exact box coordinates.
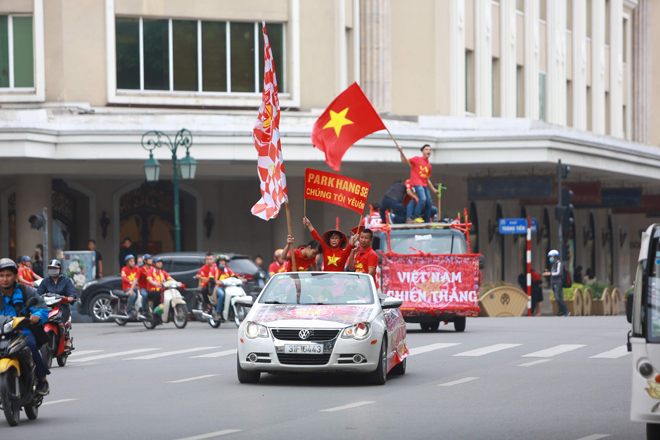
[141,128,197,252]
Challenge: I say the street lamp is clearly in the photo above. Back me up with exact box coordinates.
[141,128,195,252]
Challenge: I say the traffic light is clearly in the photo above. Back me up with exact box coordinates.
[560,188,574,230]
[558,164,570,179]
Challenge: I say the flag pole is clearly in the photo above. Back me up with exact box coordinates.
[303,198,307,220]
[385,127,412,169]
[285,201,297,270]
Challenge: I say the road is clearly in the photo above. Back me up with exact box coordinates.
[0,316,642,439]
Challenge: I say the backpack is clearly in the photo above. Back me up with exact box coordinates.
[562,266,572,288]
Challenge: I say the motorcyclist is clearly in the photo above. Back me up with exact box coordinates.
[196,252,219,313]
[146,256,176,313]
[137,254,153,315]
[214,255,245,320]
[0,258,50,395]
[120,254,139,318]
[18,255,42,287]
[36,259,76,351]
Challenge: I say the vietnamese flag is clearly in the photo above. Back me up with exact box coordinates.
[311,82,386,172]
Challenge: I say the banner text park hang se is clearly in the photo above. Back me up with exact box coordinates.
[304,168,370,214]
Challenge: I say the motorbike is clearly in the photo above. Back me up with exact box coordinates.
[0,298,43,426]
[108,281,188,330]
[192,277,248,328]
[40,293,72,368]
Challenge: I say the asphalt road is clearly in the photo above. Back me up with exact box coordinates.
[0,316,642,440]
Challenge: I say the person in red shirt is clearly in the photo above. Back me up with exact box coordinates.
[18,256,42,287]
[196,252,219,312]
[361,202,383,228]
[278,235,321,272]
[268,249,285,277]
[398,144,439,223]
[213,254,246,318]
[146,256,174,311]
[302,217,351,272]
[120,254,139,318]
[137,254,153,314]
[348,227,379,283]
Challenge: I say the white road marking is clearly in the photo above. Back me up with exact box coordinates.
[191,349,238,358]
[126,347,219,360]
[70,348,161,363]
[320,401,375,412]
[69,350,102,357]
[522,344,586,358]
[42,398,80,406]
[173,429,242,440]
[168,374,219,384]
[590,346,630,359]
[518,359,552,367]
[408,343,461,356]
[574,435,610,440]
[438,377,479,387]
[453,343,522,357]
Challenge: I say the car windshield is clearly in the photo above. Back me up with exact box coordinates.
[228,258,260,275]
[385,231,467,254]
[259,273,374,305]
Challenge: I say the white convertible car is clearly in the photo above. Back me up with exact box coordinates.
[236,272,408,385]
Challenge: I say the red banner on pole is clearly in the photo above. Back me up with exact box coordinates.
[381,254,481,317]
[304,168,370,214]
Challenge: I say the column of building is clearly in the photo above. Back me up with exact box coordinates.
[609,0,624,138]
[591,0,606,135]
[631,0,649,144]
[360,0,391,113]
[15,175,52,261]
[524,0,539,120]
[450,0,466,117]
[546,0,567,125]
[499,0,516,118]
[475,0,492,117]
[572,0,588,130]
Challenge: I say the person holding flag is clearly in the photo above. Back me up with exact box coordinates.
[302,217,351,272]
[278,235,322,272]
[397,144,439,223]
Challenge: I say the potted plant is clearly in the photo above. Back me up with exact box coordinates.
[590,282,610,315]
[610,286,621,316]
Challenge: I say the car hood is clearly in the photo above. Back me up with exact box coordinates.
[250,304,376,327]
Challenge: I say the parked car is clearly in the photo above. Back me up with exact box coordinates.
[79,252,267,322]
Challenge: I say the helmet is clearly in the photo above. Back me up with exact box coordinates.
[152,256,162,263]
[48,259,62,270]
[20,255,31,263]
[216,254,229,263]
[0,258,18,274]
[125,254,135,262]
[142,253,152,261]
[547,250,559,257]
[274,249,283,257]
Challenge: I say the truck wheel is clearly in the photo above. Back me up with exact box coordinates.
[420,323,431,332]
[454,317,466,332]
[429,321,440,332]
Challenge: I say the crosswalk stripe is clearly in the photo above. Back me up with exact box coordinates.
[126,347,220,360]
[438,377,479,387]
[408,343,461,356]
[168,374,219,384]
[191,349,237,358]
[174,430,242,440]
[574,435,610,440]
[518,359,552,367]
[42,398,80,406]
[70,348,161,363]
[320,401,375,412]
[453,343,522,357]
[590,346,630,359]
[69,350,103,357]
[522,344,585,358]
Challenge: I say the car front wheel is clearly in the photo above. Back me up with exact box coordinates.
[89,293,113,322]
[366,336,387,385]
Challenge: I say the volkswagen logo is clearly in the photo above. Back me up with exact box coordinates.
[299,329,312,340]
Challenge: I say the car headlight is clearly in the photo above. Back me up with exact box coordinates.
[245,322,269,339]
[342,323,371,340]
[2,319,14,335]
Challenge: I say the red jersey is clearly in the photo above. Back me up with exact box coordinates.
[137,265,151,290]
[18,265,36,286]
[361,213,383,228]
[216,266,236,282]
[147,267,171,291]
[268,260,285,276]
[311,229,351,271]
[403,179,414,206]
[197,264,220,288]
[409,156,431,187]
[353,246,379,281]
[284,248,316,272]
[121,265,139,291]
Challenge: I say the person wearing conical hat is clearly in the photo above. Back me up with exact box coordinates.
[303,217,352,272]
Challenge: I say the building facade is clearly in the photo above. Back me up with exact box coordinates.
[0,0,658,292]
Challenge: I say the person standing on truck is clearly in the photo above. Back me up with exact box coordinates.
[303,217,351,271]
[397,144,439,223]
[379,179,408,224]
[278,236,322,272]
[348,227,379,283]
[543,250,569,316]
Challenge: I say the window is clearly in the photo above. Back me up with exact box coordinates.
[465,50,475,114]
[516,0,524,12]
[567,0,573,32]
[115,18,285,94]
[0,15,34,89]
[567,79,573,126]
[605,0,610,46]
[586,85,592,131]
[539,72,546,121]
[623,17,628,63]
[492,58,500,117]
[539,0,547,22]
[605,91,610,134]
[516,66,524,117]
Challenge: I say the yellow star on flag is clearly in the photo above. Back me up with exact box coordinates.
[326,255,340,267]
[323,108,353,137]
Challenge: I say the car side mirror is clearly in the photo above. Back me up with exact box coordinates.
[626,293,634,324]
[381,296,403,309]
[479,255,485,270]
[236,296,254,308]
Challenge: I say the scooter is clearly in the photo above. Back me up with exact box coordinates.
[109,281,188,330]
[192,277,248,328]
[40,293,72,368]
[0,298,43,426]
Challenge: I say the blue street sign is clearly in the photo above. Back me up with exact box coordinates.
[499,218,538,235]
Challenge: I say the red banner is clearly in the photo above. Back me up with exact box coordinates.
[381,254,481,317]
[304,168,370,214]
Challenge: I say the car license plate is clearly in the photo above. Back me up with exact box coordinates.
[284,344,323,354]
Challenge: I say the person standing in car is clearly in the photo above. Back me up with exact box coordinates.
[268,249,285,277]
[36,259,76,350]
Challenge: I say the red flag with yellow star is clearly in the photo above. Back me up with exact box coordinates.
[311,82,386,172]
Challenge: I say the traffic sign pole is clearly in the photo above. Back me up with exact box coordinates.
[526,216,532,316]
